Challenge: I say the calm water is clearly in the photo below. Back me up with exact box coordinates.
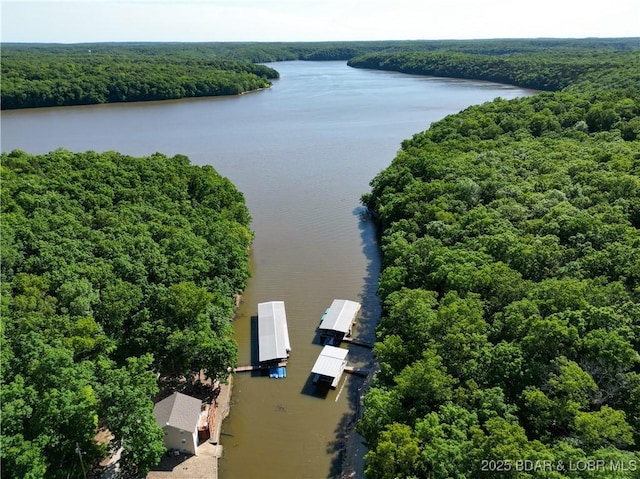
[1,61,534,479]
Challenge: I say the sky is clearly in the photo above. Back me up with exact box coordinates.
[1,0,638,44]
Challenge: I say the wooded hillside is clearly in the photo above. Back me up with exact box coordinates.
[1,150,252,478]
[348,50,640,92]
[358,47,640,479]
[1,47,278,109]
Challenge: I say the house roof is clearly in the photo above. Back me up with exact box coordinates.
[311,345,348,379]
[153,392,201,432]
[258,301,291,363]
[318,299,361,334]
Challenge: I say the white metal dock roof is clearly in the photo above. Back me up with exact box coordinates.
[311,345,348,380]
[318,299,361,334]
[258,301,291,363]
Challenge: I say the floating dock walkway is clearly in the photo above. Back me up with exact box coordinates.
[234,361,287,373]
[341,336,374,349]
[344,366,370,378]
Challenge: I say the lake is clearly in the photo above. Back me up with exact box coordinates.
[1,61,534,479]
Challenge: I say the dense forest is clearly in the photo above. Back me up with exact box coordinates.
[348,51,640,92]
[3,38,638,109]
[3,38,640,478]
[357,48,640,478]
[1,150,252,478]
[1,48,278,109]
[206,38,639,63]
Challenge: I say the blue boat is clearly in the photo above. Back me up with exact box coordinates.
[269,366,287,378]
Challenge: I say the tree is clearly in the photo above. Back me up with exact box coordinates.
[394,349,457,421]
[522,357,598,439]
[96,354,164,476]
[377,288,439,367]
[574,407,634,450]
[415,404,478,479]
[1,334,102,479]
[357,387,404,447]
[364,423,421,479]
[586,103,620,132]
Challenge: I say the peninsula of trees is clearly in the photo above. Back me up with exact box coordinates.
[347,50,640,92]
[1,150,252,478]
[1,46,278,109]
[356,44,640,478]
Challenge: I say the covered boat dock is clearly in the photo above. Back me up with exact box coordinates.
[258,301,291,365]
[311,345,349,388]
[318,299,361,342]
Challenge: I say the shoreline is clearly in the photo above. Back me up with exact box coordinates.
[210,292,241,479]
[211,376,233,446]
[1,86,272,112]
[339,366,375,479]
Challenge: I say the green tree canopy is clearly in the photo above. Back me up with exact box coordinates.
[1,149,252,477]
[358,43,640,478]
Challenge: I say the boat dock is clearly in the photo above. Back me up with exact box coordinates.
[234,361,287,373]
[243,301,291,379]
[258,301,291,364]
[311,345,349,388]
[341,336,374,349]
[318,299,361,342]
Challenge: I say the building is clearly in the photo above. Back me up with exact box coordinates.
[258,301,291,365]
[153,392,202,455]
[311,345,349,388]
[318,299,361,342]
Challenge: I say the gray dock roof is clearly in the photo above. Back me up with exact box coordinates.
[318,299,361,334]
[311,345,348,380]
[258,301,291,363]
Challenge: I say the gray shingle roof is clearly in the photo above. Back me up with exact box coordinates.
[153,392,201,432]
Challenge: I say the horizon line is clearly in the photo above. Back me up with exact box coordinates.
[3,36,640,45]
